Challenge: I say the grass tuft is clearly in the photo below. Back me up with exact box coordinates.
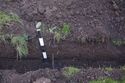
[49,23,71,43]
[11,34,28,59]
[104,67,113,71]
[62,66,80,78]
[0,11,20,26]
[89,78,118,83]
[90,78,125,83]
[112,39,125,46]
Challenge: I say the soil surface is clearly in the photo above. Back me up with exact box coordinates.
[0,68,125,83]
[0,0,125,83]
[0,0,125,60]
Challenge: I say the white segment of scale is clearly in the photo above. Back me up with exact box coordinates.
[39,38,44,46]
[42,52,47,59]
[36,22,42,28]
[37,29,41,31]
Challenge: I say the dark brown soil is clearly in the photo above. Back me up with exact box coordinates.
[0,58,125,73]
[0,0,125,83]
[0,68,125,83]
[0,0,125,60]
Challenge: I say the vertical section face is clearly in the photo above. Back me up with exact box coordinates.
[42,52,47,59]
[39,38,44,46]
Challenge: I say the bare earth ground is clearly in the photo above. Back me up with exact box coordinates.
[0,68,125,83]
[0,0,125,83]
[0,0,125,60]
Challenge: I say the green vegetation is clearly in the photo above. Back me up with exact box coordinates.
[104,67,113,71]
[89,78,125,83]
[0,11,27,60]
[89,78,118,83]
[77,33,106,45]
[0,11,20,27]
[35,22,71,43]
[62,66,80,78]
[120,65,125,71]
[120,80,125,83]
[0,34,28,60]
[49,23,70,43]
[0,34,13,43]
[11,35,28,59]
[61,23,71,39]
[112,39,125,46]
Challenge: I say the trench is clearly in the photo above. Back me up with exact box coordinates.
[0,57,125,73]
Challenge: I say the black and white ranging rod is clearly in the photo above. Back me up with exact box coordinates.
[36,22,47,60]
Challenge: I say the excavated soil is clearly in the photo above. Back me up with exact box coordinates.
[0,0,125,83]
[0,68,125,83]
[0,0,125,60]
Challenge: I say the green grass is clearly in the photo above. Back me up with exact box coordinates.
[104,67,113,71]
[0,34,28,60]
[61,23,70,39]
[0,11,20,35]
[112,39,125,46]
[49,23,71,43]
[0,33,28,60]
[120,80,125,83]
[62,66,80,78]
[120,65,125,71]
[11,35,28,59]
[0,11,27,60]
[0,34,13,43]
[89,78,125,83]
[0,11,20,26]
[89,78,118,83]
